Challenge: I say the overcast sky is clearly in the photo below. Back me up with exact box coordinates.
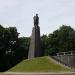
[0,0,75,37]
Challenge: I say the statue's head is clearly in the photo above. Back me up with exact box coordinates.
[36,14,38,16]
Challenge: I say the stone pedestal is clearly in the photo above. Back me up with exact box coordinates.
[28,25,42,59]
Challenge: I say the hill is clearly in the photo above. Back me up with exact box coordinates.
[8,56,71,72]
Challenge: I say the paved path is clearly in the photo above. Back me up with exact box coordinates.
[0,72,75,75]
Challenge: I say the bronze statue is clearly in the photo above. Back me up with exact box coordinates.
[34,14,39,26]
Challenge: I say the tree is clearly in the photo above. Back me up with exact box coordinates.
[47,30,59,55]
[46,25,75,55]
[41,34,49,55]
[0,25,5,56]
[18,37,30,58]
[0,25,31,71]
[0,25,20,71]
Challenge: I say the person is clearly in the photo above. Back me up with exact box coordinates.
[34,14,39,26]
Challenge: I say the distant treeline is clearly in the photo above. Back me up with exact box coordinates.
[0,25,75,71]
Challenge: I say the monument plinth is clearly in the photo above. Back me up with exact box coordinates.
[28,14,42,59]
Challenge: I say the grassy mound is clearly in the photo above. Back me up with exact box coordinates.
[8,56,71,72]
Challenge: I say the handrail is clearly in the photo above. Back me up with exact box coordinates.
[57,51,75,56]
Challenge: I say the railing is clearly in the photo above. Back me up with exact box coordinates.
[56,51,75,56]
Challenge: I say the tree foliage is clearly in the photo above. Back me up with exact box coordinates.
[43,25,75,55]
[0,25,30,71]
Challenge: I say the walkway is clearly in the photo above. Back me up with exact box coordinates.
[0,72,75,75]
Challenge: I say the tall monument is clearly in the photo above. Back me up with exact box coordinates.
[28,14,42,59]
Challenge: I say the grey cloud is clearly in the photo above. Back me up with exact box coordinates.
[0,0,75,36]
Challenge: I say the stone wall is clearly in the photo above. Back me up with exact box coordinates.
[53,55,75,69]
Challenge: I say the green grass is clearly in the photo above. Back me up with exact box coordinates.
[8,56,71,72]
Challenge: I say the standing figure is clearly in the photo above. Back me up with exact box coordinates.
[34,14,39,26]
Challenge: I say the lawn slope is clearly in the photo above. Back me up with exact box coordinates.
[9,56,71,72]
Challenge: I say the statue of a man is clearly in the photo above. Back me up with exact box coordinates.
[34,14,39,26]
